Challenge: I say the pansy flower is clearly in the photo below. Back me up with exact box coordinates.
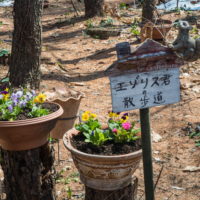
[82,112,89,121]
[7,105,13,112]
[34,93,46,104]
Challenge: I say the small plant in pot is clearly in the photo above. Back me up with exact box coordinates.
[0,86,63,150]
[63,111,142,191]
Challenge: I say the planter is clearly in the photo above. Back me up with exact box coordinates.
[140,19,172,42]
[0,102,63,151]
[86,27,122,39]
[63,128,142,191]
[50,94,83,139]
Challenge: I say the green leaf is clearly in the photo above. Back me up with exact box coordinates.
[0,49,9,57]
[85,139,91,143]
[0,77,9,83]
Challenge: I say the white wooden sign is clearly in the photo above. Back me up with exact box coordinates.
[110,68,180,112]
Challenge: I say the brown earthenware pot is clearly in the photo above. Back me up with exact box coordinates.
[63,128,142,191]
[141,19,172,42]
[0,102,63,151]
[50,94,83,139]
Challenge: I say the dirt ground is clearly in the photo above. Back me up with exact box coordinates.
[0,0,200,199]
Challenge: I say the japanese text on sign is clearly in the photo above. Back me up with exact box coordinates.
[110,68,180,112]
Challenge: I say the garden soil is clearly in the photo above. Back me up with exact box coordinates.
[0,1,200,199]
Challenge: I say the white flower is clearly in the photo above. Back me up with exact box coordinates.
[25,92,33,100]
[16,91,23,98]
[0,94,3,99]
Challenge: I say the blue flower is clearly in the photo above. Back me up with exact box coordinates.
[7,105,13,112]
[11,93,18,101]
[13,99,18,106]
[19,100,27,108]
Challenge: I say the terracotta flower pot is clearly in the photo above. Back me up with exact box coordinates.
[0,102,63,151]
[141,19,172,42]
[63,129,142,191]
[50,94,83,139]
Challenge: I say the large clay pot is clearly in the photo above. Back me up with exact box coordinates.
[63,129,142,191]
[0,102,63,151]
[50,94,83,139]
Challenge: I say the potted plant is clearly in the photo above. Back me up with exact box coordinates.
[0,86,63,151]
[63,111,142,191]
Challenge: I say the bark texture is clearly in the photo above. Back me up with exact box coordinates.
[142,0,156,23]
[85,177,138,200]
[0,143,56,200]
[84,0,104,18]
[9,0,43,89]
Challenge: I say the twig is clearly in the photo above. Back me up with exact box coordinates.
[167,192,174,200]
[139,165,164,200]
[56,62,69,73]
[154,164,164,191]
[70,0,79,16]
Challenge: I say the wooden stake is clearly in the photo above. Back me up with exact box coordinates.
[140,108,155,200]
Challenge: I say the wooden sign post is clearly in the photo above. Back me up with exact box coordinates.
[108,39,183,200]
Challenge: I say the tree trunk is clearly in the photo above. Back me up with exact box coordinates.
[85,177,138,200]
[0,142,56,200]
[142,0,156,24]
[9,0,43,89]
[84,0,104,18]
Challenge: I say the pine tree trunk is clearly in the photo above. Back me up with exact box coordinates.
[84,0,104,18]
[142,0,156,23]
[0,142,56,200]
[9,0,43,89]
[85,177,138,200]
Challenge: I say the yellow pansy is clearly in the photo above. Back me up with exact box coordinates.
[124,116,129,121]
[90,113,97,118]
[109,112,119,118]
[34,97,39,103]
[34,93,46,103]
[3,94,10,101]
[120,116,129,123]
[82,112,89,121]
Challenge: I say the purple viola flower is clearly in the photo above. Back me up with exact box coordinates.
[13,99,18,106]
[19,100,27,108]
[7,105,13,112]
[25,92,33,101]
[1,91,8,95]
[31,90,36,96]
[11,93,18,101]
[16,91,23,98]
